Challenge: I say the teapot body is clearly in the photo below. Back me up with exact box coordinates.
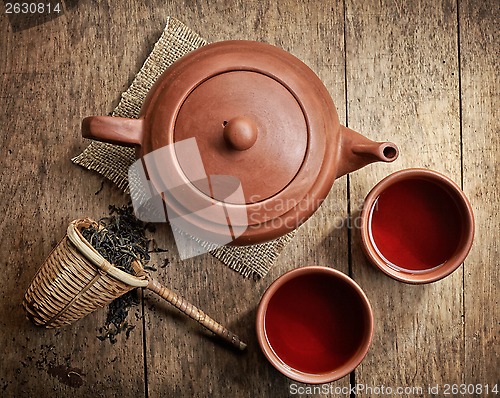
[82,41,398,245]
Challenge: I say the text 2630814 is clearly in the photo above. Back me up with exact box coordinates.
[5,3,61,14]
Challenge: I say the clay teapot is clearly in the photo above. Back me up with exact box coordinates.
[82,41,398,245]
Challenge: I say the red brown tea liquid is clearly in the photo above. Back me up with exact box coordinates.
[369,178,462,271]
[264,273,368,374]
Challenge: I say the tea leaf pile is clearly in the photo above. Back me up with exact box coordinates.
[81,205,153,275]
[81,205,166,343]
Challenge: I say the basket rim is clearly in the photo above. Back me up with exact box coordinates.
[67,218,149,288]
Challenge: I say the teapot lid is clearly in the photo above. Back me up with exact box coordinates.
[141,41,340,244]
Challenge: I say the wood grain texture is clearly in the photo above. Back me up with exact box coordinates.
[0,2,148,396]
[345,0,465,394]
[0,0,498,397]
[460,0,500,389]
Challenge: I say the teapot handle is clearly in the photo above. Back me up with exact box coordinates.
[81,116,144,147]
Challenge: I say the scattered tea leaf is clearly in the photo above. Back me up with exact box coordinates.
[161,258,170,268]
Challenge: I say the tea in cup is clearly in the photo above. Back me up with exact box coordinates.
[360,168,474,283]
[256,266,373,384]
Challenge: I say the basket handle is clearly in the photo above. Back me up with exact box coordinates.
[147,277,247,351]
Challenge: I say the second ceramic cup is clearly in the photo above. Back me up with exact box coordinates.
[256,266,373,384]
[360,168,474,284]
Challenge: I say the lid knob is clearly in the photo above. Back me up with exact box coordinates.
[223,116,258,151]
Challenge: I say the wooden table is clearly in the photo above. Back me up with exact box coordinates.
[1,1,498,397]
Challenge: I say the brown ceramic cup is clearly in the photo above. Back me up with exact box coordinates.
[360,168,474,284]
[256,266,373,384]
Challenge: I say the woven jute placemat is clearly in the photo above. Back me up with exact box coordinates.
[72,17,296,278]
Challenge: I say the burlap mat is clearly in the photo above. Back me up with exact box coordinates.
[72,17,296,278]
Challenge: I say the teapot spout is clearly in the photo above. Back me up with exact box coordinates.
[336,125,399,179]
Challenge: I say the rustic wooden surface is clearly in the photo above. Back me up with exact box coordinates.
[347,0,465,393]
[0,1,498,397]
[460,0,499,387]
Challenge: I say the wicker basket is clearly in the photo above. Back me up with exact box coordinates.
[23,218,245,350]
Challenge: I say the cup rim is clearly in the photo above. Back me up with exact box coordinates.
[255,266,374,384]
[360,168,474,284]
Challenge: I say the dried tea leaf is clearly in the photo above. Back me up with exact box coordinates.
[81,205,167,343]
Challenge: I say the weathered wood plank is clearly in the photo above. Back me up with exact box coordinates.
[460,0,500,391]
[0,3,152,396]
[345,0,464,394]
[143,1,349,397]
